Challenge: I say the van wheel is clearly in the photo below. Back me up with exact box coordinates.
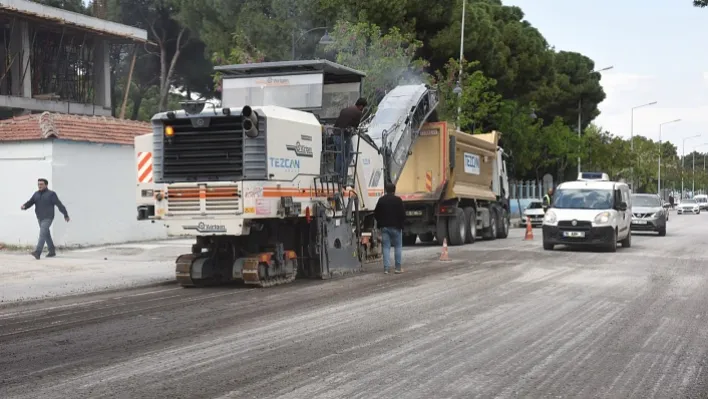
[463,207,477,244]
[658,226,666,236]
[447,208,466,246]
[607,230,617,252]
[620,231,631,248]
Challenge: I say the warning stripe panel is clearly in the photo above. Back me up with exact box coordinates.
[425,170,433,193]
[137,152,153,183]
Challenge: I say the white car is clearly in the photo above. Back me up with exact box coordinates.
[694,195,708,210]
[523,201,545,227]
[677,199,701,214]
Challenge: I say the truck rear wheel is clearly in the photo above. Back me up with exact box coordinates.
[496,208,510,239]
[436,217,449,245]
[463,207,477,244]
[447,208,466,246]
[483,208,498,240]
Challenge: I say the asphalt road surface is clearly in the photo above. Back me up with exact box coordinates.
[3,212,708,398]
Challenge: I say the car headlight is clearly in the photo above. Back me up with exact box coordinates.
[594,211,612,225]
[544,210,557,224]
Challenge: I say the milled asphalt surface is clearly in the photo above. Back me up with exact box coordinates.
[2,212,708,398]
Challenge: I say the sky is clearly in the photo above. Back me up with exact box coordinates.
[502,0,708,156]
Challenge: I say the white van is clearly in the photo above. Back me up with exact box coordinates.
[542,173,632,252]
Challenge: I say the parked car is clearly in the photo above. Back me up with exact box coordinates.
[677,198,701,215]
[523,200,545,227]
[694,194,708,210]
[631,193,667,236]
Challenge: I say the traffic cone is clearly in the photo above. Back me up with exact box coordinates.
[524,216,534,240]
[439,238,450,261]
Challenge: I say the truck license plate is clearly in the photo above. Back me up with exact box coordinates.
[563,231,585,238]
[633,220,647,224]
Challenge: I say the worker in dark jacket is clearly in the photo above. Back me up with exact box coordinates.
[21,178,70,259]
[374,183,406,274]
[333,97,367,181]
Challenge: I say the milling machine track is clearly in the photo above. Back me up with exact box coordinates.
[175,252,298,288]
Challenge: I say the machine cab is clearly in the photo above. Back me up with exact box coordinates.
[215,60,366,125]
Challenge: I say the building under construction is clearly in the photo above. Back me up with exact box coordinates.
[0,0,147,117]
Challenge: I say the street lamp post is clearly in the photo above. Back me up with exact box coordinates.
[692,142,708,195]
[630,101,658,187]
[658,119,682,196]
[682,135,702,198]
[578,66,613,174]
[454,0,466,128]
[291,27,334,60]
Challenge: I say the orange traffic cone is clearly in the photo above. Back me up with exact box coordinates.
[439,238,450,261]
[524,216,534,240]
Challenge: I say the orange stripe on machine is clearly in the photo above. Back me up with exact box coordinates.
[137,152,153,183]
[425,170,433,193]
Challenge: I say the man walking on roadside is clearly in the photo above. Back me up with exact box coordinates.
[374,182,406,274]
[21,178,70,259]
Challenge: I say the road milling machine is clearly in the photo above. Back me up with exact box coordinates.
[136,60,441,288]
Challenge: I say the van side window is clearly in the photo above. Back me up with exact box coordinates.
[622,188,630,206]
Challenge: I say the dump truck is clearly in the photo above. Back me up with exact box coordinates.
[396,121,511,246]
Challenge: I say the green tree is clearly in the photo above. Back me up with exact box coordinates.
[535,51,607,131]
[695,0,708,6]
[32,0,87,13]
[324,20,428,108]
[495,100,543,178]
[431,58,501,132]
[211,32,266,93]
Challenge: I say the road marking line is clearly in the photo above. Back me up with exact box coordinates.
[111,287,181,300]
[0,300,106,319]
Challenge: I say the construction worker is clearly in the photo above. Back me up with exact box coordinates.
[374,182,406,274]
[542,187,553,213]
[333,97,367,181]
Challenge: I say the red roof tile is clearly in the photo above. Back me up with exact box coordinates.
[0,112,151,145]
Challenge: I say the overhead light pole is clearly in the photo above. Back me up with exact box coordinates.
[454,0,466,128]
[692,141,708,195]
[658,119,682,196]
[682,135,702,198]
[630,101,657,188]
[578,65,614,174]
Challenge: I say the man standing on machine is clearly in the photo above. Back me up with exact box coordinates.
[333,97,367,182]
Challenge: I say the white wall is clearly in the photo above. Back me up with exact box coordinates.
[0,141,54,247]
[51,140,167,247]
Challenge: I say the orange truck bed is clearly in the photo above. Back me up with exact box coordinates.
[397,121,498,203]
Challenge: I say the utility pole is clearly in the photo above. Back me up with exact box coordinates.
[578,66,613,174]
[659,119,682,197]
[630,101,657,188]
[454,0,466,129]
[681,135,701,198]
